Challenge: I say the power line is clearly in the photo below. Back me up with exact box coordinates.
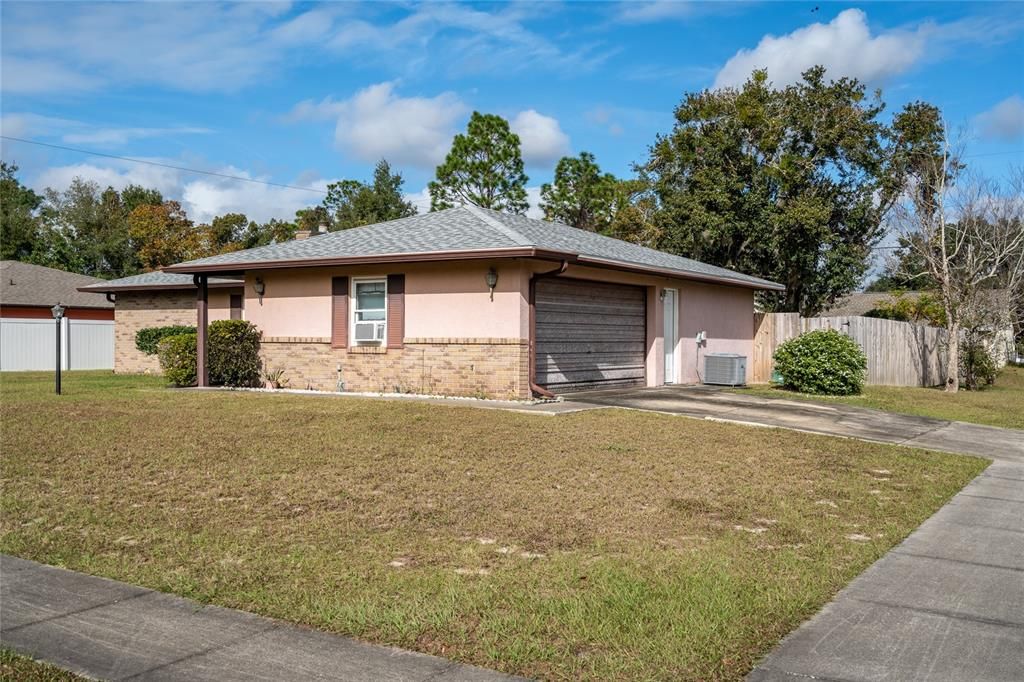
[0,135,330,195]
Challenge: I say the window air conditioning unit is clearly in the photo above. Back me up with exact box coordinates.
[703,353,747,386]
[354,321,385,343]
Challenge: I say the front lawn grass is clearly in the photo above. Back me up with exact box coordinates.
[0,650,84,681]
[0,371,986,681]
[736,364,1024,430]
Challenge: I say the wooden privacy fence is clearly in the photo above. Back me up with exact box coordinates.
[753,313,949,387]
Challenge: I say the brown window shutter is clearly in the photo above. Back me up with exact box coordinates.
[387,274,405,349]
[332,276,349,348]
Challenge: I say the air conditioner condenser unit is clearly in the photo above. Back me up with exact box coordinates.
[703,353,747,386]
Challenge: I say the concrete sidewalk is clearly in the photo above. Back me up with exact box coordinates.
[0,555,523,682]
[747,459,1024,681]
[556,385,1024,680]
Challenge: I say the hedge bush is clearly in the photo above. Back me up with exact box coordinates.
[773,329,867,395]
[157,333,197,387]
[209,320,262,388]
[156,320,262,388]
[961,340,997,390]
[136,325,196,355]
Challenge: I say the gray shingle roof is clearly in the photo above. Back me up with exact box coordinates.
[78,271,242,293]
[1,261,113,309]
[166,206,783,290]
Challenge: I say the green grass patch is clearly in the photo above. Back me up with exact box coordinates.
[736,365,1024,430]
[0,650,83,681]
[0,371,987,681]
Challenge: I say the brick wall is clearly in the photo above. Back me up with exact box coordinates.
[114,291,196,373]
[260,337,531,400]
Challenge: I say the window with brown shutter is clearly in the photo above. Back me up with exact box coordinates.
[331,276,349,348]
[386,274,405,349]
[230,294,243,320]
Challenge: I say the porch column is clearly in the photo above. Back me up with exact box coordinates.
[195,275,209,387]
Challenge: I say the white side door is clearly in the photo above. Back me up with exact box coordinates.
[663,289,677,384]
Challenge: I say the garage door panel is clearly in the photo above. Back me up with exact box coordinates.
[538,367,646,387]
[535,278,646,392]
[535,341,647,355]
[536,312,645,327]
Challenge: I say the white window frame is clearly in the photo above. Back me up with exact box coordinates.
[350,277,387,345]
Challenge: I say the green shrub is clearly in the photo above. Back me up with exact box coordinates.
[209,319,263,388]
[157,333,197,387]
[961,340,997,390]
[156,321,262,388]
[773,329,867,395]
[136,325,196,355]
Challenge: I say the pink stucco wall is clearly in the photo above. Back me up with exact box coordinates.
[405,262,524,339]
[209,289,237,322]
[678,282,755,384]
[242,259,756,387]
[244,261,524,341]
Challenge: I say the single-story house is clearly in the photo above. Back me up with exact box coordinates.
[1,260,114,371]
[144,205,782,399]
[79,272,243,373]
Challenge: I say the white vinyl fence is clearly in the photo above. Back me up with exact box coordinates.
[0,317,114,371]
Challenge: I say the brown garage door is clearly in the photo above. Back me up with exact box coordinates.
[535,278,647,392]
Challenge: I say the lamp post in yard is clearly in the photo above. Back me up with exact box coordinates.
[51,303,64,395]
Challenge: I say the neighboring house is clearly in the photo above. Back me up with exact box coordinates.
[79,272,243,373]
[149,206,782,399]
[819,291,921,317]
[821,289,1015,366]
[0,260,114,371]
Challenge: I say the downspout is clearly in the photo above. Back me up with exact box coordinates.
[529,260,569,399]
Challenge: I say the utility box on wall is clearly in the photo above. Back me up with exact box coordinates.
[703,353,747,386]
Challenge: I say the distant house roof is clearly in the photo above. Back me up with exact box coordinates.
[820,292,912,317]
[822,290,1010,317]
[1,260,113,309]
[79,271,243,294]
[164,206,784,291]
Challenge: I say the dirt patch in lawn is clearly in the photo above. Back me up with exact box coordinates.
[0,372,987,681]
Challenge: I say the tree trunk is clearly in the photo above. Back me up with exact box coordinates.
[945,320,960,393]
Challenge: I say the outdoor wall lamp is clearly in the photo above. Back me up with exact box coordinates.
[254,277,266,299]
[659,289,666,302]
[51,303,65,395]
[485,267,498,301]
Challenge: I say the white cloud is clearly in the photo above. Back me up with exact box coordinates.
[326,3,609,78]
[617,1,692,24]
[405,184,545,218]
[974,96,1024,142]
[0,57,102,94]
[0,113,80,139]
[1,2,604,95]
[404,186,434,214]
[30,160,331,225]
[63,127,212,147]
[511,110,570,168]
[526,186,544,219]
[714,9,926,89]
[0,3,339,94]
[181,171,330,224]
[289,82,467,169]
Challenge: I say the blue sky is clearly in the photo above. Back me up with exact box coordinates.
[2,1,1022,226]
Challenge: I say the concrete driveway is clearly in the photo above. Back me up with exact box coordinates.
[561,385,1023,681]
[561,385,1023,463]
